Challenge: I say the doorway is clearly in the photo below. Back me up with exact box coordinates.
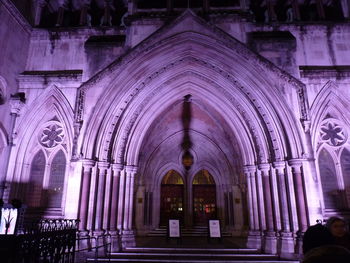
[193,170,217,225]
[160,170,184,225]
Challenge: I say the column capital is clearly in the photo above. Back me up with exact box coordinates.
[82,159,95,168]
[243,165,256,173]
[125,165,138,174]
[98,161,110,169]
[258,163,270,172]
[288,159,303,168]
[273,161,286,169]
[111,163,124,172]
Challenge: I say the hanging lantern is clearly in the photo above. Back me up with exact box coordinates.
[182,151,193,170]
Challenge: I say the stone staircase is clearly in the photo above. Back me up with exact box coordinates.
[86,247,300,262]
[147,225,232,237]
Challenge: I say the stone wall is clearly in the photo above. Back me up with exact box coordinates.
[0,1,31,194]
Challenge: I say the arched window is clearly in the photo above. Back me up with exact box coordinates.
[28,150,46,207]
[319,148,342,209]
[193,169,215,185]
[27,149,67,210]
[47,150,66,208]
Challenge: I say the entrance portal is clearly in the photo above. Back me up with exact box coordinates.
[160,170,184,225]
[193,170,216,225]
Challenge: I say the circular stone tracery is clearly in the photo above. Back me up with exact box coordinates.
[39,122,64,148]
[319,119,347,147]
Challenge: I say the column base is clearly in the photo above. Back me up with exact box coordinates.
[279,231,295,257]
[121,230,136,249]
[264,231,278,254]
[77,231,92,252]
[295,231,304,255]
[108,230,122,252]
[247,231,262,250]
[92,230,105,237]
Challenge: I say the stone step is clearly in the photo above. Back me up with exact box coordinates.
[108,252,279,260]
[87,259,299,263]
[86,247,299,262]
[125,247,260,254]
[147,227,232,237]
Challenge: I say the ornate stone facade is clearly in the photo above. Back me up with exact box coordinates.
[1,0,350,258]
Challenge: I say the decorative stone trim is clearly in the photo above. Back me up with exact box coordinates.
[319,118,347,147]
[38,121,65,148]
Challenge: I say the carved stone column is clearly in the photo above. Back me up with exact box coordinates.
[289,159,308,232]
[289,159,308,254]
[244,167,254,231]
[245,165,262,249]
[78,160,95,235]
[56,6,65,26]
[273,161,294,255]
[259,163,277,254]
[34,0,47,26]
[93,162,109,235]
[121,165,137,248]
[109,163,123,251]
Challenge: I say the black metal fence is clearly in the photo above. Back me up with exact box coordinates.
[1,219,79,263]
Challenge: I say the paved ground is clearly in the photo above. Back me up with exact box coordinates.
[74,236,250,262]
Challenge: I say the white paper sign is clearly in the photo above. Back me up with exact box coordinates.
[0,208,18,235]
[209,220,221,238]
[169,219,180,237]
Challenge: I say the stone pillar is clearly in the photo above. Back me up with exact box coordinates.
[34,0,47,26]
[56,6,65,26]
[340,0,350,19]
[289,160,308,232]
[109,163,123,251]
[93,162,109,235]
[259,163,277,254]
[244,167,254,231]
[120,165,137,248]
[289,159,308,254]
[273,161,294,256]
[78,160,95,235]
[245,165,262,249]
[117,168,126,230]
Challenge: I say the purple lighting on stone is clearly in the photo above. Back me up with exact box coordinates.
[1,1,350,259]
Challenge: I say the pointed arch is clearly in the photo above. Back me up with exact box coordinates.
[27,149,46,207]
[80,21,305,168]
[6,85,74,204]
[46,149,66,208]
[310,81,350,150]
[317,147,343,210]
